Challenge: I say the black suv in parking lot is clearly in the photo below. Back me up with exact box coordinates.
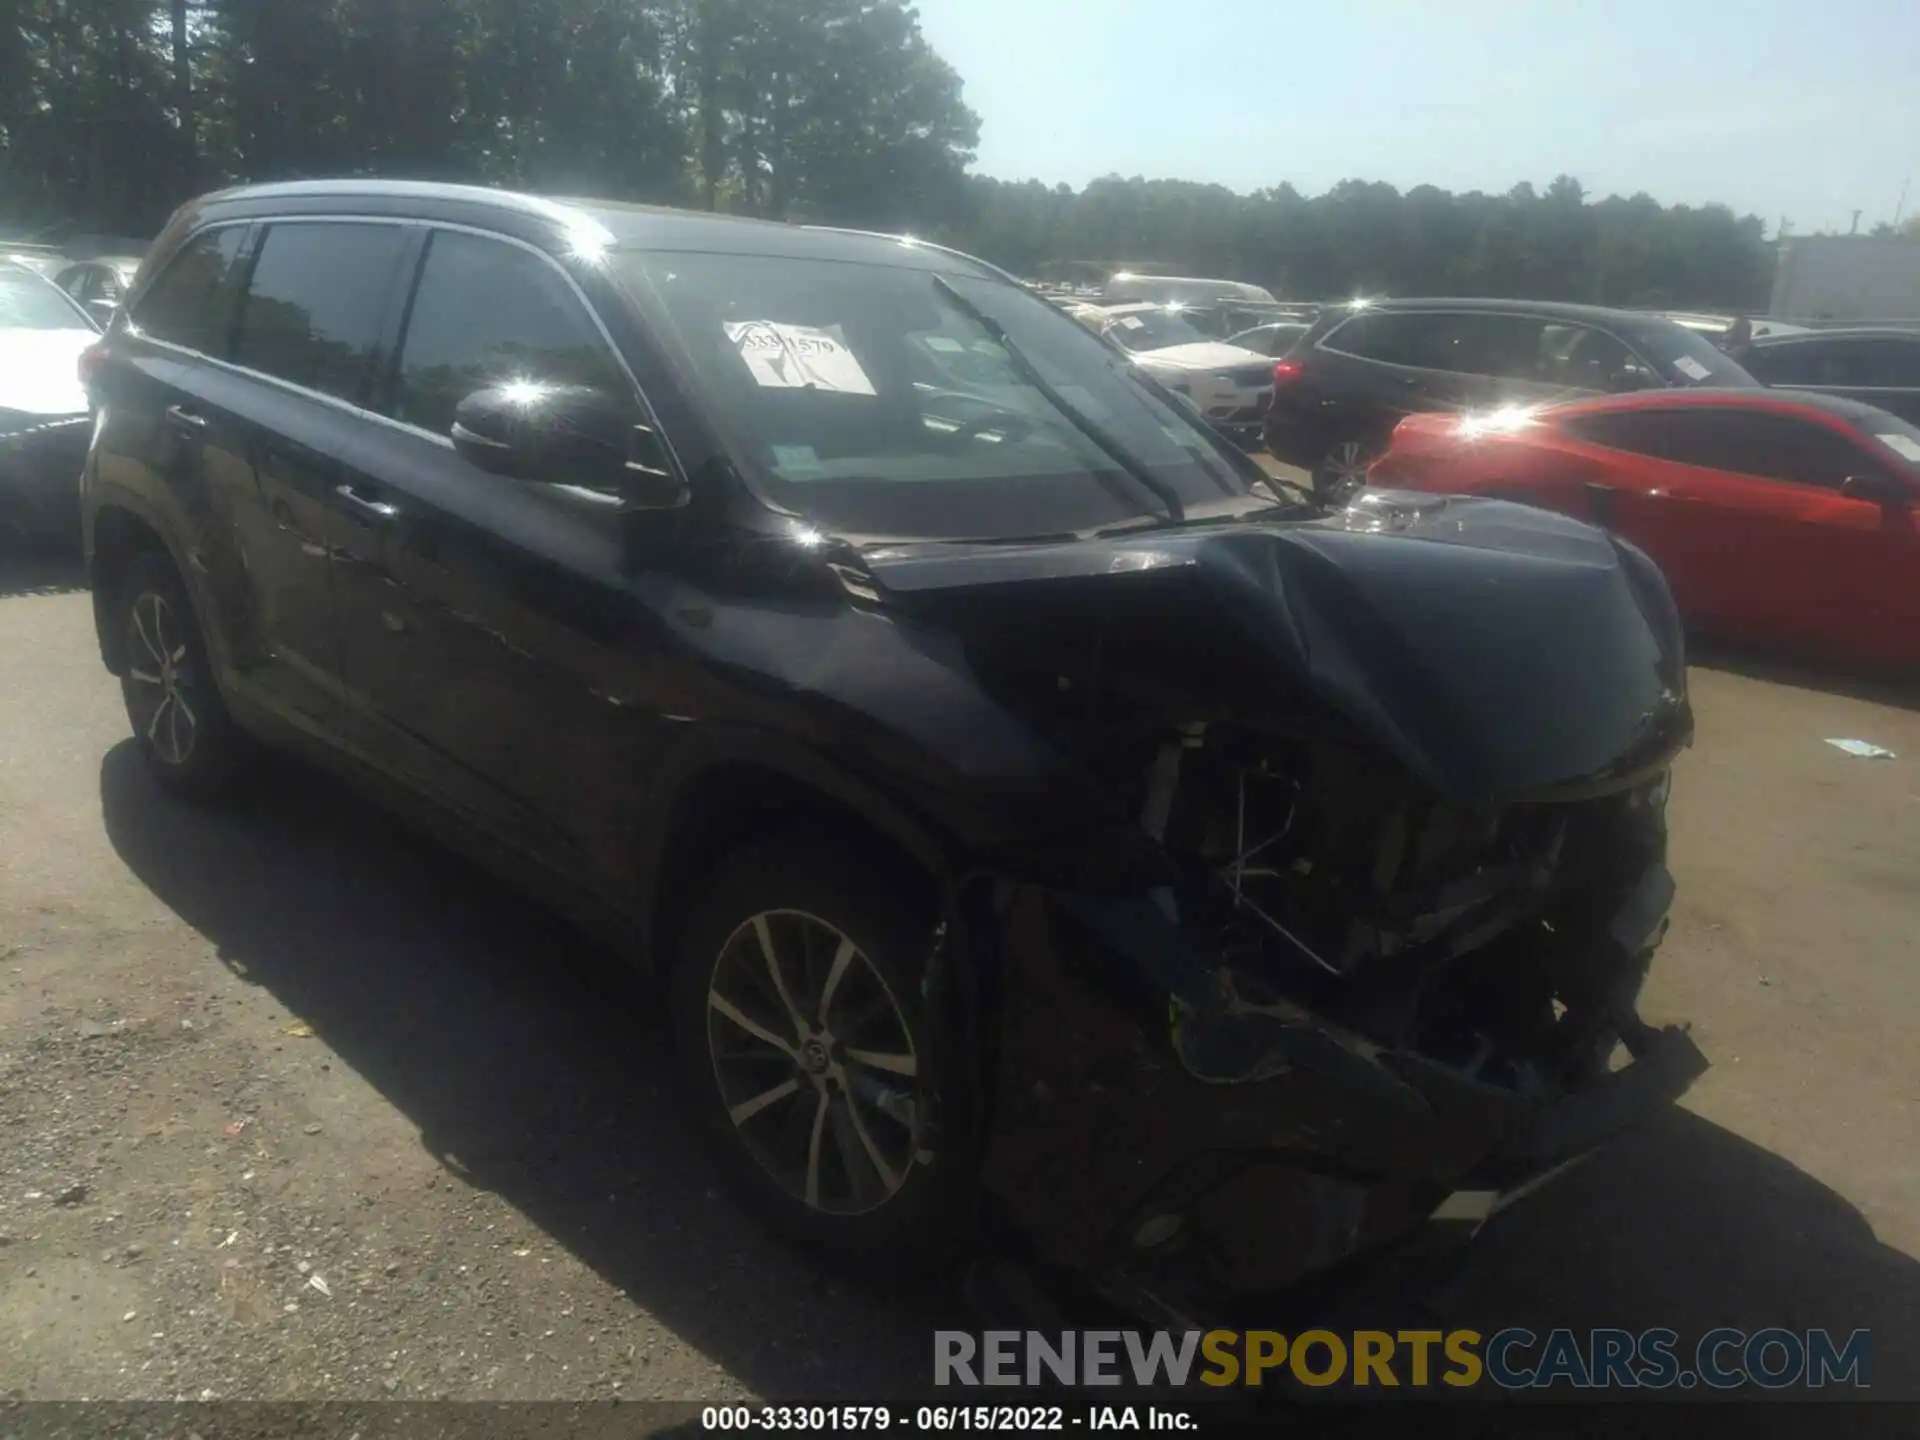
[1264,298,1758,499]
[1738,326,1920,424]
[82,181,1704,1308]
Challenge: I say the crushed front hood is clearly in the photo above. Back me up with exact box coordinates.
[858,492,1689,801]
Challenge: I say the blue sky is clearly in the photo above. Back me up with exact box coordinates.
[911,0,1920,235]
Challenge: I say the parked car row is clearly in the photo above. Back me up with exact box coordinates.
[0,260,103,542]
[71,179,1705,1312]
[1262,297,1761,497]
[1059,299,1277,445]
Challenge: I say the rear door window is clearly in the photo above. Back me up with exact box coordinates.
[387,229,630,438]
[1323,311,1454,368]
[1537,324,1656,392]
[1855,339,1920,387]
[1440,314,1555,381]
[231,222,409,403]
[131,226,248,354]
[1559,409,1672,457]
[1664,410,1868,488]
[1750,337,1920,388]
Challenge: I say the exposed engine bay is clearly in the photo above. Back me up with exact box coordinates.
[968,720,1693,1305]
[1137,725,1673,1094]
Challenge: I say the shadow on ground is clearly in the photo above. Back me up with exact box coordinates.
[1690,637,1920,713]
[1435,1107,1920,1398]
[0,540,86,598]
[98,741,1920,1400]
[97,742,951,1399]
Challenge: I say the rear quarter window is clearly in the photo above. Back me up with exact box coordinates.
[130,227,248,353]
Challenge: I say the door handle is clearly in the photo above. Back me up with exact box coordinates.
[164,404,207,431]
[335,483,399,520]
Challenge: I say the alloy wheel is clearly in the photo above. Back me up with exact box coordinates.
[705,909,920,1216]
[1319,439,1372,502]
[125,590,198,766]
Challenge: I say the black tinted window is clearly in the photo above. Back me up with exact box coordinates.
[1757,338,1920,388]
[1560,409,1671,457]
[131,227,247,352]
[1664,411,1867,488]
[232,223,406,402]
[1537,323,1656,392]
[1324,311,1452,367]
[1864,340,1920,386]
[391,230,627,436]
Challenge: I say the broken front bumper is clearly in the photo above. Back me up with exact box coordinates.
[975,878,1706,1301]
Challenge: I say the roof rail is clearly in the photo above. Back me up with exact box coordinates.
[799,225,1024,286]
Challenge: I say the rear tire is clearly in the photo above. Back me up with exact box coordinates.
[113,550,243,800]
[668,838,972,1273]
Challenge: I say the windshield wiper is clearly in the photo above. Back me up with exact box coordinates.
[1116,365,1315,506]
[932,276,1184,524]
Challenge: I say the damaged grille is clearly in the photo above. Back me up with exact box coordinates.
[1154,729,1662,987]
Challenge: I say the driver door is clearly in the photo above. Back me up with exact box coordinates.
[330,225,667,890]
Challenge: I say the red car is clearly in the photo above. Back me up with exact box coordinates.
[1366,388,1920,669]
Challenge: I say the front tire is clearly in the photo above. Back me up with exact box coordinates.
[668,840,971,1272]
[113,550,242,800]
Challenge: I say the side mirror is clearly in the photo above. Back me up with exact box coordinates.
[450,384,686,509]
[1841,473,1911,508]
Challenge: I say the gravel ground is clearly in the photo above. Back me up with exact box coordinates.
[1,542,1917,1402]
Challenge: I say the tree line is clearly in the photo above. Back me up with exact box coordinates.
[0,0,1839,310]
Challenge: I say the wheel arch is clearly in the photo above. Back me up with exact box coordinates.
[89,499,174,676]
[638,728,958,978]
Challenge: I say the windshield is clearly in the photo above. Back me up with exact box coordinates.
[0,269,88,331]
[620,251,1268,541]
[1629,320,1757,387]
[1099,306,1209,353]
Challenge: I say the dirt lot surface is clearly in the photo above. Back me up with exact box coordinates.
[1,548,1917,1402]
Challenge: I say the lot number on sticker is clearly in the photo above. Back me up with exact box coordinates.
[725,320,876,395]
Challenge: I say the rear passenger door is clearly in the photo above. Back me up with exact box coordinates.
[93,226,258,679]
[330,225,662,891]
[1314,310,1477,431]
[1656,409,1914,658]
[197,219,413,732]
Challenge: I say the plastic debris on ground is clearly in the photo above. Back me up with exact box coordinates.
[1825,738,1897,759]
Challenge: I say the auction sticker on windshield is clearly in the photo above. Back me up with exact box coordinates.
[1672,355,1711,380]
[725,320,877,395]
[1874,432,1920,463]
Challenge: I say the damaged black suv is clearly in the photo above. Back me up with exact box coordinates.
[82,181,1706,1312]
